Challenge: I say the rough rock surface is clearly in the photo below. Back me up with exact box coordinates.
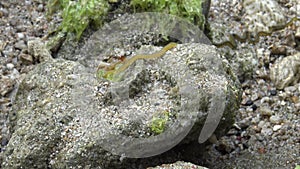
[243,0,287,33]
[147,161,209,169]
[270,52,300,89]
[2,42,240,168]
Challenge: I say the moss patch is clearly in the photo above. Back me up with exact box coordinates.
[130,0,206,29]
[47,0,109,40]
[149,111,170,135]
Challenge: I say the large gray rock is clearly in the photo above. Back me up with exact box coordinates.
[2,42,241,168]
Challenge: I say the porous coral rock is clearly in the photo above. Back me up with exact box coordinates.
[243,0,286,34]
[270,52,300,89]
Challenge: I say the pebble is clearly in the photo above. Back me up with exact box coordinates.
[6,63,14,70]
[295,102,300,111]
[0,77,14,96]
[280,100,286,106]
[295,27,300,39]
[260,106,272,116]
[244,99,253,106]
[269,115,281,124]
[16,25,26,32]
[251,104,257,111]
[17,33,25,40]
[290,96,299,104]
[273,125,282,132]
[269,89,277,96]
[37,4,44,12]
[257,79,265,86]
[278,92,287,100]
[260,96,270,104]
[257,121,265,129]
[251,116,260,124]
[251,93,259,101]
[25,0,32,6]
[0,8,8,17]
[19,53,33,64]
[270,45,287,55]
[14,40,27,50]
[284,86,296,93]
[261,127,273,136]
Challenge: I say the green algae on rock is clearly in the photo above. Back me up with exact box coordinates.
[46,0,109,40]
[130,0,209,30]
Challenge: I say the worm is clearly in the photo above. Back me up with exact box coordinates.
[99,42,177,79]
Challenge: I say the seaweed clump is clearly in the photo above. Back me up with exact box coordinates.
[130,0,207,30]
[47,0,109,40]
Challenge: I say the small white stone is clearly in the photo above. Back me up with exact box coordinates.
[295,26,300,39]
[17,33,25,39]
[6,63,14,70]
[270,115,281,124]
[273,125,282,132]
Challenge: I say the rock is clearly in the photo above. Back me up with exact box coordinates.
[37,4,44,12]
[27,38,53,62]
[19,53,33,65]
[16,33,25,40]
[261,127,273,136]
[270,45,287,56]
[147,161,209,169]
[269,115,281,124]
[2,43,241,168]
[14,40,27,50]
[0,8,8,17]
[269,89,277,96]
[273,125,282,132]
[6,63,14,70]
[0,76,15,96]
[295,27,300,39]
[259,106,273,116]
[243,0,286,34]
[284,86,296,93]
[270,53,300,89]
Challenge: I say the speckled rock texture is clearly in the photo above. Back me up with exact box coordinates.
[270,52,300,89]
[2,42,241,168]
[207,0,300,168]
[147,161,209,169]
[243,0,286,33]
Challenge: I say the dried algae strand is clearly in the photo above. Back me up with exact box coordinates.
[98,42,177,80]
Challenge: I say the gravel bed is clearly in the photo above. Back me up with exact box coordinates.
[206,0,300,168]
[0,0,51,156]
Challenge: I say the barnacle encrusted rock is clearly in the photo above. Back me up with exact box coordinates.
[270,52,300,89]
[243,0,286,33]
[2,43,241,168]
